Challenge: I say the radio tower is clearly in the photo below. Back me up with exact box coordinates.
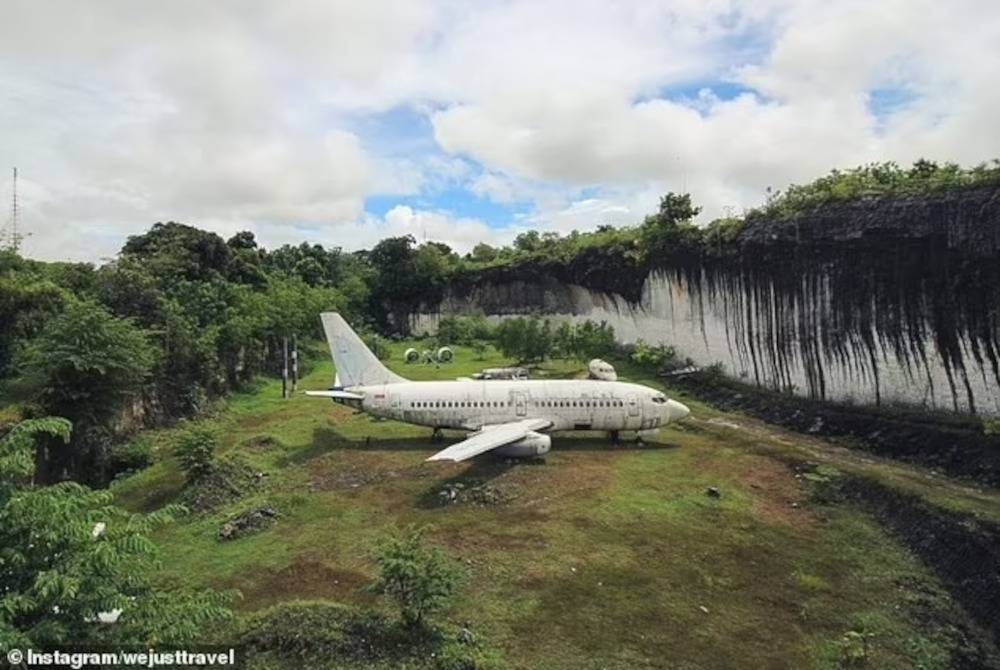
[3,167,25,253]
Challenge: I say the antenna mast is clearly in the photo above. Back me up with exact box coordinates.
[4,167,27,253]
[11,167,17,252]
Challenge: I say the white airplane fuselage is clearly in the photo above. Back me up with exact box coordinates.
[349,378,684,432]
[311,312,691,461]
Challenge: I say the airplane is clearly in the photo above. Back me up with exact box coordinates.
[306,313,691,462]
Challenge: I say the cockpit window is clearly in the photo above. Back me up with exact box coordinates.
[651,395,667,404]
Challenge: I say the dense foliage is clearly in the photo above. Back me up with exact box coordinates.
[753,159,1000,221]
[11,300,157,484]
[0,225,371,484]
[491,316,616,363]
[0,418,232,651]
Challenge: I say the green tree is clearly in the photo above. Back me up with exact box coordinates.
[0,418,232,650]
[573,320,616,361]
[369,527,461,629]
[0,275,68,379]
[554,321,575,360]
[640,192,703,258]
[121,222,232,283]
[495,317,552,363]
[513,230,542,253]
[495,318,527,361]
[469,243,498,263]
[12,300,157,483]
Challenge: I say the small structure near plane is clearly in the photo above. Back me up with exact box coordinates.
[588,359,618,381]
[473,367,529,380]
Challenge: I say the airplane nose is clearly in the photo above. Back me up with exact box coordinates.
[666,399,690,422]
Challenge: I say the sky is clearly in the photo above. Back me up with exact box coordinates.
[2,0,999,262]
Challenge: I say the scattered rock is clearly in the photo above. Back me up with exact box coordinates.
[706,487,721,498]
[457,627,476,645]
[699,605,710,614]
[789,501,800,509]
[182,459,264,513]
[218,506,279,541]
[808,417,825,433]
[437,481,512,506]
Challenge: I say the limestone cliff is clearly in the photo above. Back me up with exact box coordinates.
[415,186,1000,415]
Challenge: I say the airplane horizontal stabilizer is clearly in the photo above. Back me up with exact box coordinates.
[304,390,366,401]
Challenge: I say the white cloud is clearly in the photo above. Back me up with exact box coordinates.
[1,0,999,261]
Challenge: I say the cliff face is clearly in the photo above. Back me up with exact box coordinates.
[415,186,1000,416]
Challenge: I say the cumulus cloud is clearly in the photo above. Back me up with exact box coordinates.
[1,0,999,261]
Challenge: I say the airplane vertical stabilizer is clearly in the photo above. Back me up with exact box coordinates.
[321,313,407,387]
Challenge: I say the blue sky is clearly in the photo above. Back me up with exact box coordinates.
[2,0,998,260]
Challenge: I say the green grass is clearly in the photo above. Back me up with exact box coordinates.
[112,340,1000,669]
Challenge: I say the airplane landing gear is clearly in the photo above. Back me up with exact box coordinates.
[432,427,444,442]
[609,430,620,447]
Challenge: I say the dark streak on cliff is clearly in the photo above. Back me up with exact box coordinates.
[683,185,1000,412]
[426,186,1000,413]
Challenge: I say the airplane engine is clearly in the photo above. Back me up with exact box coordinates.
[436,346,454,363]
[404,348,420,363]
[495,431,551,458]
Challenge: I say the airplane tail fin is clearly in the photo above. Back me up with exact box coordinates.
[321,313,407,388]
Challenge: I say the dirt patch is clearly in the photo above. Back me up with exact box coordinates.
[241,434,285,451]
[239,559,371,610]
[417,450,621,511]
[735,456,816,530]
[307,452,434,492]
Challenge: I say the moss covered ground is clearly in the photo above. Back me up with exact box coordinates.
[112,342,1000,669]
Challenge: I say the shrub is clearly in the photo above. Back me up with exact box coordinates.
[175,425,218,482]
[108,437,154,475]
[369,527,462,628]
[630,340,678,370]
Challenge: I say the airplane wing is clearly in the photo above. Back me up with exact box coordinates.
[426,418,552,463]
[305,389,365,401]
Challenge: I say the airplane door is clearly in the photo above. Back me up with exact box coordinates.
[627,394,640,417]
[514,392,527,417]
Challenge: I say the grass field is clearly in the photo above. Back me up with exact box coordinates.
[112,341,1000,669]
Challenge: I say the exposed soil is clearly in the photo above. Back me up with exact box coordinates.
[675,373,1000,486]
[735,456,816,530]
[306,452,434,492]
